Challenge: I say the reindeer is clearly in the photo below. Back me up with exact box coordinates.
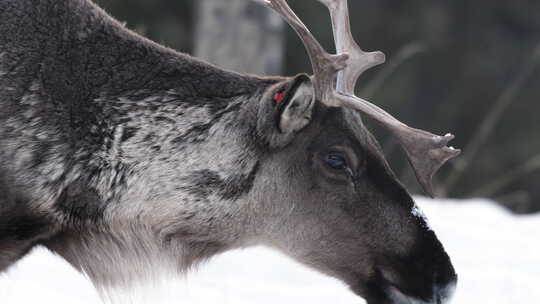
[0,0,460,303]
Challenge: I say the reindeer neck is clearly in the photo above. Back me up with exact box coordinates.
[0,0,282,222]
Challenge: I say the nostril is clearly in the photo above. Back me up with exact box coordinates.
[432,253,458,294]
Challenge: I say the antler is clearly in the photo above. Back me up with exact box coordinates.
[255,0,460,196]
[253,0,348,102]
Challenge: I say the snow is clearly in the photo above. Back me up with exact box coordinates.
[0,197,539,304]
[420,197,540,304]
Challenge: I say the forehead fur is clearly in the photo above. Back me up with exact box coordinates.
[307,105,379,154]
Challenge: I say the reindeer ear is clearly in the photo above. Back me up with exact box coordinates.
[276,74,315,134]
[257,74,316,149]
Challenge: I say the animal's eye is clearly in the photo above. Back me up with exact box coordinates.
[324,152,348,170]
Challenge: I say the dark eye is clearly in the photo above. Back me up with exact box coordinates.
[324,153,348,170]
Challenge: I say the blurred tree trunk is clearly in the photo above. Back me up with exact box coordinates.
[194,0,284,75]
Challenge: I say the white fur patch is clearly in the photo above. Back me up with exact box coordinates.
[411,204,432,231]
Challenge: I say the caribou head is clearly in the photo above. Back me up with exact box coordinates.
[248,0,459,303]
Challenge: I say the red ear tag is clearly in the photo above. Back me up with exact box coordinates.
[273,91,286,104]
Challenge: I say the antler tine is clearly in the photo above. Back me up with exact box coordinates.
[338,94,460,197]
[317,0,460,197]
[254,0,348,102]
[317,0,385,94]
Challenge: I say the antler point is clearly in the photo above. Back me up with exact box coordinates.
[371,51,386,64]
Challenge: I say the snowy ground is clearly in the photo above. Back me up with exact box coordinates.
[0,197,538,304]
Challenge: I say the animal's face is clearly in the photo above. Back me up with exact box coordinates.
[253,75,456,304]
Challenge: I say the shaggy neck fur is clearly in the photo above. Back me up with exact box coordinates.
[0,0,281,291]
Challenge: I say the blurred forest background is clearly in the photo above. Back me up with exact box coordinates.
[94,0,540,214]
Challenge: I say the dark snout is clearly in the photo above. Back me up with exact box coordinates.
[365,229,457,304]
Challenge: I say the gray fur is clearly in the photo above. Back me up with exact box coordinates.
[0,1,456,303]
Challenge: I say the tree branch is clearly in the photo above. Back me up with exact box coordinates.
[439,44,540,196]
[470,154,540,197]
[360,42,427,99]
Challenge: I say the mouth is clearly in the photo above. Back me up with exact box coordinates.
[360,272,456,304]
[385,283,456,304]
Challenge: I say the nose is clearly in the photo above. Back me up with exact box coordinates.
[379,229,457,304]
